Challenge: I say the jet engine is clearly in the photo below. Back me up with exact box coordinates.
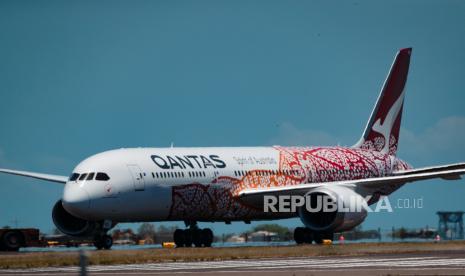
[297,186,368,232]
[52,200,97,237]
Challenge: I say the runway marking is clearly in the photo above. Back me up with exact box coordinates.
[2,256,465,274]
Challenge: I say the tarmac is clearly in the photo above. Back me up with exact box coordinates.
[2,251,465,276]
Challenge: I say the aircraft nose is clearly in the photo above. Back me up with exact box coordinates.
[62,183,90,217]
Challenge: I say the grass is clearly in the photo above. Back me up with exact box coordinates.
[1,241,465,269]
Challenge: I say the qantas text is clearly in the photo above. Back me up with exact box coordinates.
[151,155,226,170]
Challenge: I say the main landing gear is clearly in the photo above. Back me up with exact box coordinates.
[294,227,333,244]
[173,222,213,247]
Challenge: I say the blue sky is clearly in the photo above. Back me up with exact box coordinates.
[0,0,464,235]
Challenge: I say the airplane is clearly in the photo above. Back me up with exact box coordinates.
[1,47,464,250]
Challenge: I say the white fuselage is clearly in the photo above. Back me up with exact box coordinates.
[63,146,410,223]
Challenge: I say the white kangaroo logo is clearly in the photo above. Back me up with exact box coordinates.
[371,89,405,154]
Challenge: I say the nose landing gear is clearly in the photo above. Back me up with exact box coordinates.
[93,234,113,250]
[173,222,213,247]
[93,220,114,250]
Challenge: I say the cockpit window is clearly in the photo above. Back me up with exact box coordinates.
[69,173,79,181]
[78,173,88,180]
[96,172,110,181]
[86,173,95,180]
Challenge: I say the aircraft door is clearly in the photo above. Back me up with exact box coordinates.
[127,164,145,191]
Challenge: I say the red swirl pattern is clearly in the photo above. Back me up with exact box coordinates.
[167,146,412,221]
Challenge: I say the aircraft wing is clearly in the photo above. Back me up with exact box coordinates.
[237,163,465,202]
[0,168,68,184]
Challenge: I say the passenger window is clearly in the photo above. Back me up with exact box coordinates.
[87,173,95,180]
[96,173,110,181]
[69,173,80,181]
[79,173,88,180]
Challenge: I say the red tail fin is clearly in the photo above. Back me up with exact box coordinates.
[354,48,412,155]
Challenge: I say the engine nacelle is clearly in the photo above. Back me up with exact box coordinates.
[297,186,367,232]
[52,200,97,237]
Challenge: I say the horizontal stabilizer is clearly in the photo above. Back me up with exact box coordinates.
[392,163,465,177]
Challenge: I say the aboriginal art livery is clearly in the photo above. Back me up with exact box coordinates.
[1,48,464,250]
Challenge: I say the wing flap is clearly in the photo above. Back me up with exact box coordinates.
[0,168,68,184]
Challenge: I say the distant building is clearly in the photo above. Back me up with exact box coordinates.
[226,235,245,243]
[249,231,278,242]
[112,228,137,242]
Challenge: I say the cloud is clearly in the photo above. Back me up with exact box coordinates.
[268,122,340,146]
[400,116,465,163]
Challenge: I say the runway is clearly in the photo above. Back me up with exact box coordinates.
[2,252,465,275]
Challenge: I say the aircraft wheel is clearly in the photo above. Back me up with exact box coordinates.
[313,233,323,244]
[183,229,193,247]
[192,229,202,247]
[173,229,185,247]
[293,227,306,244]
[93,239,104,250]
[303,228,314,244]
[201,228,213,247]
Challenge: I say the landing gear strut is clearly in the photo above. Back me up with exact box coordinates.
[173,222,213,247]
[294,227,333,244]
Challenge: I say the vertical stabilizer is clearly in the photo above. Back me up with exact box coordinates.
[354,48,412,155]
